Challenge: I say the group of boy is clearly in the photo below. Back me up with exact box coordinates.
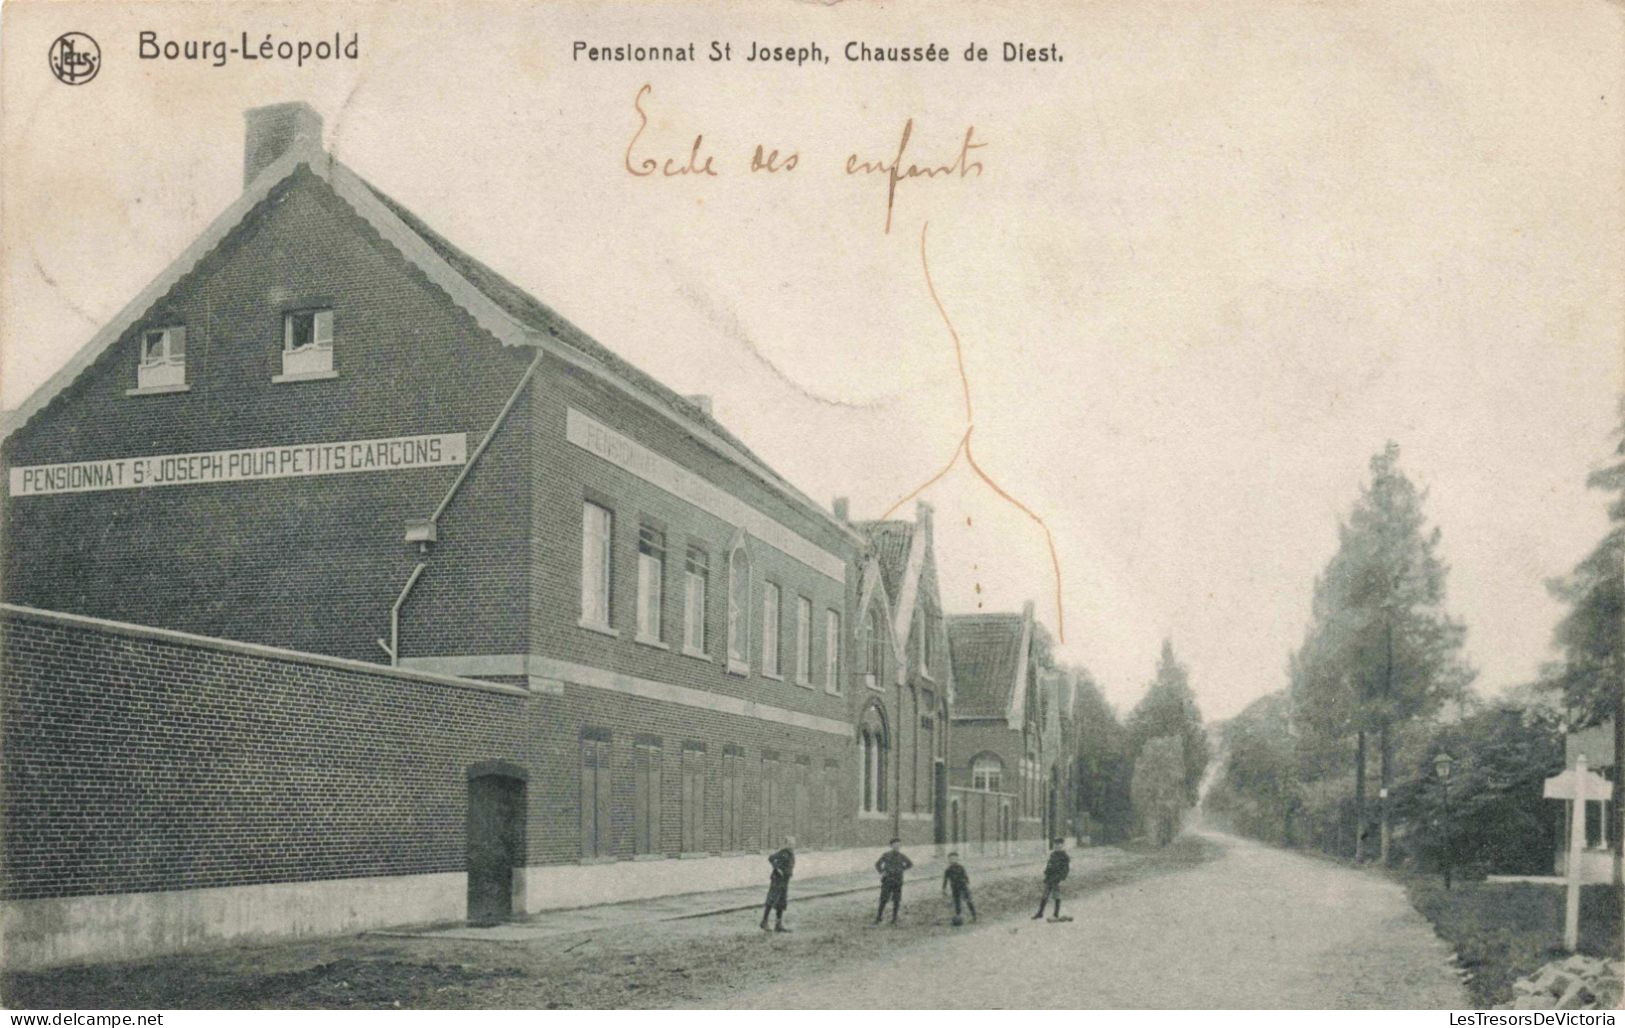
[759,836,1072,932]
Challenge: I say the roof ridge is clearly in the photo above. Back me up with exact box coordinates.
[350,176,864,542]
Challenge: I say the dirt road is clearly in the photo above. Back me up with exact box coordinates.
[724,831,1469,1008]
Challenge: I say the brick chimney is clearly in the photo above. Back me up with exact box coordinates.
[915,500,933,544]
[685,394,714,417]
[243,102,323,189]
[832,497,849,523]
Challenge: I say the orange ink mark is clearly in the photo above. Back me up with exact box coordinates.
[625,83,718,179]
[846,121,987,234]
[878,222,1066,642]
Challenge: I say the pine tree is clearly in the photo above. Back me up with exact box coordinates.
[1127,640,1210,804]
[1291,442,1474,863]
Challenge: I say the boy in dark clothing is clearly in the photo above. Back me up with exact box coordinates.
[941,851,975,924]
[761,836,796,932]
[1033,838,1070,920]
[873,838,912,924]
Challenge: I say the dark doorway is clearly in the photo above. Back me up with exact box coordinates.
[932,761,948,844]
[467,771,525,925]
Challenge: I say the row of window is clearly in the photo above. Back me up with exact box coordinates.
[579,731,844,859]
[859,697,949,816]
[961,752,1049,818]
[582,500,860,691]
[134,309,334,391]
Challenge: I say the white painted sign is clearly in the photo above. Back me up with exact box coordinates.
[565,407,845,583]
[8,433,468,497]
[1543,766,1612,801]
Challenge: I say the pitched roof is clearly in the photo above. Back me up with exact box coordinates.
[947,612,1028,719]
[4,136,858,548]
[853,520,913,605]
[359,182,782,484]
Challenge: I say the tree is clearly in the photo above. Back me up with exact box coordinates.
[1544,400,1624,887]
[1209,692,1302,845]
[1131,735,1187,846]
[1291,443,1474,863]
[1070,669,1133,842]
[1126,640,1210,804]
[1396,701,1565,877]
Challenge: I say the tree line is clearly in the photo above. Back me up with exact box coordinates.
[1203,409,1623,886]
[1066,639,1210,846]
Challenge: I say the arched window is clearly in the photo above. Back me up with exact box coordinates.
[971,754,1003,793]
[876,731,888,813]
[865,606,885,688]
[1024,752,1037,815]
[860,705,889,813]
[861,730,874,812]
[726,542,751,670]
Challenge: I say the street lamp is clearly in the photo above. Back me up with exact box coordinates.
[1434,751,1455,890]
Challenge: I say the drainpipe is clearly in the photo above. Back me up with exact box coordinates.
[894,669,904,841]
[380,351,544,666]
[380,562,427,666]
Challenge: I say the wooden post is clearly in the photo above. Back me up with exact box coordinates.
[1565,753,1588,952]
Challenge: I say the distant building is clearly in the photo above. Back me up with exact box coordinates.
[946,602,1055,849]
[849,501,955,847]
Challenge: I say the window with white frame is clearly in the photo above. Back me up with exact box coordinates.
[972,754,1004,793]
[636,525,665,643]
[824,610,841,694]
[726,544,750,671]
[580,501,613,630]
[794,596,812,683]
[137,326,186,390]
[683,546,709,655]
[280,309,334,378]
[762,581,782,677]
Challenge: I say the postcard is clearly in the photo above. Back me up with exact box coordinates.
[1,0,1621,1014]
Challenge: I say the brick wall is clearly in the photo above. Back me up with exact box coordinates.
[0,608,529,902]
[526,356,858,723]
[1,168,536,664]
[522,686,853,865]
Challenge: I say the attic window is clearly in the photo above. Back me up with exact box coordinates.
[136,326,186,390]
[277,309,335,381]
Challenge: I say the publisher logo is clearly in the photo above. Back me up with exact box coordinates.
[48,32,100,85]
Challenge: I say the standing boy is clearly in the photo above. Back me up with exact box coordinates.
[1033,838,1070,920]
[874,838,912,925]
[761,835,796,932]
[941,851,975,924]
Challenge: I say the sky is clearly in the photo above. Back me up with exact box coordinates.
[3,0,1622,721]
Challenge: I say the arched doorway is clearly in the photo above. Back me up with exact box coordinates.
[467,762,527,924]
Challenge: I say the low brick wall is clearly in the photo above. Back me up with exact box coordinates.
[0,605,530,968]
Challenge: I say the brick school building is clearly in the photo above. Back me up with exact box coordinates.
[0,102,1007,968]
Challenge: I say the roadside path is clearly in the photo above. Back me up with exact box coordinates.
[724,831,1469,1008]
[387,847,1096,944]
